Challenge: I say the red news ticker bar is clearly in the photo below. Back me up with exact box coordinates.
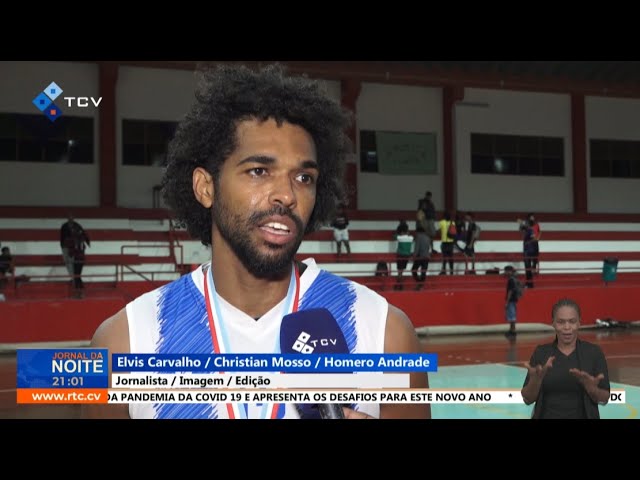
[16,389,108,404]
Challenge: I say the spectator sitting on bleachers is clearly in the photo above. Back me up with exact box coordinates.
[374,261,390,291]
[375,261,390,277]
[396,219,409,236]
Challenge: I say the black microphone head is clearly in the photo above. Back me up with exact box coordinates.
[317,403,345,419]
[280,308,350,419]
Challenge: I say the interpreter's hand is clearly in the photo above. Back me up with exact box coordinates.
[524,356,555,381]
[343,407,376,419]
[569,369,605,393]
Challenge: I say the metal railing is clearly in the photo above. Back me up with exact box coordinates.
[119,243,183,282]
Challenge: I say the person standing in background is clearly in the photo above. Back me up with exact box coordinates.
[462,212,480,274]
[527,213,541,275]
[0,246,14,293]
[453,211,466,253]
[422,191,438,253]
[503,265,522,337]
[394,221,414,290]
[416,199,435,257]
[518,215,536,288]
[411,217,431,290]
[60,214,90,296]
[438,211,455,275]
[422,191,436,225]
[330,203,351,257]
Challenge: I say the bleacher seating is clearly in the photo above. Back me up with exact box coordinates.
[3,211,640,341]
[2,214,640,299]
[296,220,640,279]
[13,254,142,266]
[0,217,183,298]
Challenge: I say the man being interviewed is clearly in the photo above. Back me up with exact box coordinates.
[83,64,430,420]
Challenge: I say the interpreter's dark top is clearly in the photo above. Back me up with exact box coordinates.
[522,338,610,419]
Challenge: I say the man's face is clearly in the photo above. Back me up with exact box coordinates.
[211,118,318,278]
[553,305,580,346]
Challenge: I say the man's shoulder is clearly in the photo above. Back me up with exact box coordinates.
[128,270,197,308]
[90,307,130,353]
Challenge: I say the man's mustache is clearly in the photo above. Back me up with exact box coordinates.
[248,206,304,233]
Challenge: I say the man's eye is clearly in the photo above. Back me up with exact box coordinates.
[249,168,267,176]
[297,173,315,184]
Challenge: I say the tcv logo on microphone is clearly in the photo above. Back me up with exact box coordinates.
[291,331,338,354]
[32,81,103,122]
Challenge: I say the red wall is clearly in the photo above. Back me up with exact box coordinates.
[381,283,637,328]
[1,283,636,344]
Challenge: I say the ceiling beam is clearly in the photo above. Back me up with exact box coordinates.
[90,61,640,98]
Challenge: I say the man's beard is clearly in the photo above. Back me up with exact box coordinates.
[211,190,306,279]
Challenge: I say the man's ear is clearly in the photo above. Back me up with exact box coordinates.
[193,167,214,208]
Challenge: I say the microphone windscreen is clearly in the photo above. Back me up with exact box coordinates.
[280,308,350,419]
[318,403,345,419]
[280,308,349,355]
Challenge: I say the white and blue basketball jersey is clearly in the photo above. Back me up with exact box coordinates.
[126,258,388,419]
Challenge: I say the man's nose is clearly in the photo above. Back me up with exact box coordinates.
[269,175,297,209]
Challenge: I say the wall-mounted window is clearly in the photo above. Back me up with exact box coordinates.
[0,113,94,164]
[359,130,437,174]
[122,119,177,166]
[471,133,564,176]
[590,139,640,178]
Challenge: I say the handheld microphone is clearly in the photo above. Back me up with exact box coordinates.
[280,308,350,419]
[317,403,345,419]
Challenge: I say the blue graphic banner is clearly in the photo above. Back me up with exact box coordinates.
[16,349,109,388]
[112,353,438,373]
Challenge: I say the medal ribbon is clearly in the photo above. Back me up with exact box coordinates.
[203,263,300,419]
